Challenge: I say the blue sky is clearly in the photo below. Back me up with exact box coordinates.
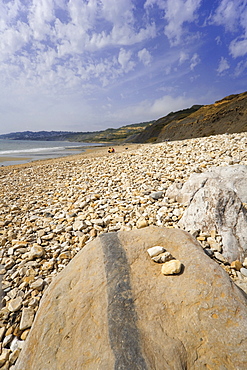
[0,0,247,134]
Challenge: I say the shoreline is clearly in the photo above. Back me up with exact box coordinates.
[0,143,143,169]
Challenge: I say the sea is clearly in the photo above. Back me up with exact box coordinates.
[0,139,102,167]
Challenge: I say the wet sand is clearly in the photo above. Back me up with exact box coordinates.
[0,156,31,163]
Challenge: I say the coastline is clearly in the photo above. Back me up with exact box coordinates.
[0,140,106,168]
[0,143,143,169]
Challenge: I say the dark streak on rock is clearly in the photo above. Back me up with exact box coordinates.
[100,233,147,370]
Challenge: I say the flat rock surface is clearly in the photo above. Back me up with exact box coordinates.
[15,227,247,370]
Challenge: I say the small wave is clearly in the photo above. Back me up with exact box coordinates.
[0,146,68,155]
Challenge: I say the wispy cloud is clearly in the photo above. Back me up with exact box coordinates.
[217,57,230,74]
[0,0,246,134]
[210,0,247,58]
[210,0,241,32]
[190,53,200,70]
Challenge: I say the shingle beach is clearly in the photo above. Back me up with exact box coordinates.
[0,132,247,367]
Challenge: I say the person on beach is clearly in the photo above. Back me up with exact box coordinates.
[108,147,115,153]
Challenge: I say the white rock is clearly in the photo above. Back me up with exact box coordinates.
[147,246,165,258]
[7,297,22,312]
[214,252,227,263]
[73,220,85,231]
[30,278,44,291]
[150,191,163,200]
[19,307,35,331]
[3,334,13,348]
[10,337,24,352]
[240,267,247,277]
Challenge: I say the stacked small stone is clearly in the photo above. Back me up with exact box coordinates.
[147,246,182,275]
[0,131,247,368]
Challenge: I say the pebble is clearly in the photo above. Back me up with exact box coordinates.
[231,260,242,271]
[19,308,35,331]
[240,268,247,277]
[161,260,182,275]
[152,252,173,263]
[214,252,227,263]
[150,191,163,200]
[7,298,22,313]
[0,349,10,367]
[147,246,165,258]
[29,245,45,259]
[30,278,44,291]
[0,132,246,367]
[136,218,149,229]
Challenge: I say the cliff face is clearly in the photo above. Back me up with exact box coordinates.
[131,91,247,143]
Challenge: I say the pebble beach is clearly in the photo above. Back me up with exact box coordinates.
[0,132,247,368]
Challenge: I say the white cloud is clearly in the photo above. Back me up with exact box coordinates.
[68,0,97,29]
[149,94,195,116]
[190,53,200,70]
[234,60,247,76]
[144,0,166,9]
[27,0,55,40]
[144,0,202,45]
[211,0,247,58]
[210,0,241,32]
[229,37,247,58]
[163,0,202,45]
[108,94,196,123]
[215,36,222,45]
[0,27,28,60]
[217,57,230,74]
[0,0,246,134]
[179,51,189,64]
[101,0,134,24]
[118,48,135,72]
[138,48,152,66]
[0,0,156,93]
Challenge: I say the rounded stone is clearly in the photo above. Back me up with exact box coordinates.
[230,260,242,271]
[136,219,148,229]
[161,259,182,275]
[7,297,23,312]
[29,245,45,259]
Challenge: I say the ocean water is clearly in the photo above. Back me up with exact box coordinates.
[0,139,101,166]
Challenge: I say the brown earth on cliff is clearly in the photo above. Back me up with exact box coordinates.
[131,91,247,143]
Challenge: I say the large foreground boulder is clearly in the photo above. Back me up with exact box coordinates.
[15,227,247,370]
[167,165,247,262]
